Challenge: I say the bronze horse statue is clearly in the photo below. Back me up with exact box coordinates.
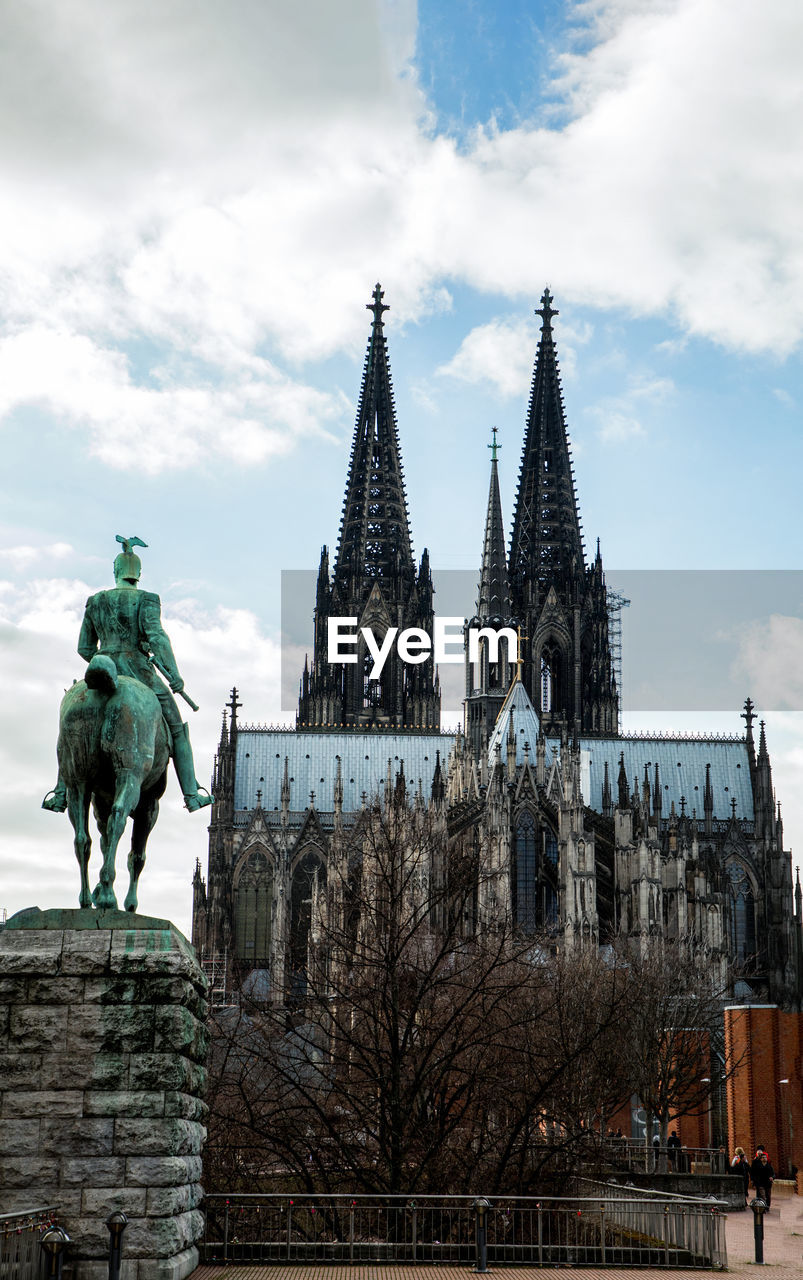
[57,654,169,911]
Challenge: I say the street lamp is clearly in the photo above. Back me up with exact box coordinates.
[779,1079,793,1178]
[701,1077,713,1154]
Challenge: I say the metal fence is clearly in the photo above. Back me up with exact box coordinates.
[604,1142,730,1175]
[0,1207,59,1280]
[200,1192,727,1269]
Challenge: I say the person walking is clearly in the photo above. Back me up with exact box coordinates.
[731,1146,750,1205]
[750,1149,775,1208]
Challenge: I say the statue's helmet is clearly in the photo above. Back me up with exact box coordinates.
[113,535,148,584]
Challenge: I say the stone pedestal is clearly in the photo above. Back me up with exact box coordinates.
[0,910,208,1280]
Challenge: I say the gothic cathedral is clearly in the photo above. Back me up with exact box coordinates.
[192,285,803,1011]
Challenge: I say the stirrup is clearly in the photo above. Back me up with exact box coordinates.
[42,788,67,813]
[185,786,214,813]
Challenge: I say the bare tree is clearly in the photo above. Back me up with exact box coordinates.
[618,937,733,1164]
[205,793,639,1195]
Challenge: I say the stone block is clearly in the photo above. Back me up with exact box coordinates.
[62,1215,112,1258]
[0,1155,54,1188]
[0,1004,9,1044]
[40,1051,129,1090]
[137,1245,199,1280]
[163,1091,206,1121]
[0,930,63,960]
[84,1090,165,1118]
[5,1089,83,1118]
[153,1007,207,1060]
[114,1118,203,1157]
[60,930,112,974]
[124,1209,203,1259]
[124,1155,202,1187]
[39,1116,114,1157]
[9,1005,68,1051]
[1,1119,41,1154]
[0,976,26,1001]
[74,1262,138,1280]
[0,1052,41,1090]
[145,1183,203,1217]
[67,1003,155,1054]
[81,1186,148,1217]
[60,1156,126,1185]
[27,976,86,1005]
[0,945,61,975]
[129,1054,192,1092]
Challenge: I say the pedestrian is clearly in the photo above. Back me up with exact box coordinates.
[731,1146,750,1205]
[750,1149,775,1208]
[667,1130,681,1169]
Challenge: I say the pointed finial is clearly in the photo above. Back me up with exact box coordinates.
[256,788,262,808]
[367,282,389,326]
[731,796,737,818]
[536,286,559,328]
[515,625,528,681]
[488,426,501,463]
[228,687,242,724]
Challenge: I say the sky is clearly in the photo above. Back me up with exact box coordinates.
[1,0,802,938]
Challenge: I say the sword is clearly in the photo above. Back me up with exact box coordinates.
[149,655,199,712]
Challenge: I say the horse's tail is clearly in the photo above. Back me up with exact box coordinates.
[85,654,119,695]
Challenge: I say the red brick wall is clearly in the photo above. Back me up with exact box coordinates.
[724,1005,803,1178]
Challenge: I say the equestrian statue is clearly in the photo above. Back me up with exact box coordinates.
[42,536,213,911]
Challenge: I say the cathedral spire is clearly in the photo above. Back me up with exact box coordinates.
[476,427,512,622]
[333,283,414,592]
[509,287,584,603]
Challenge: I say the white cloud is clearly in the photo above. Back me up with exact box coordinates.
[438,315,593,397]
[0,0,802,476]
[0,325,346,472]
[0,542,72,571]
[0,577,283,934]
[732,615,803,711]
[773,387,796,408]
[592,373,674,443]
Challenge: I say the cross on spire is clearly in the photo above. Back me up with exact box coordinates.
[536,286,559,327]
[228,687,242,723]
[488,426,501,462]
[516,625,528,681]
[367,282,389,326]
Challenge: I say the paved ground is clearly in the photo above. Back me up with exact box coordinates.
[190,1194,803,1278]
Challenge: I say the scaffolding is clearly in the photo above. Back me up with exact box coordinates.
[607,590,630,733]
[200,949,238,1006]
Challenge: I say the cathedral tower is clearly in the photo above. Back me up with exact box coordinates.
[297,285,440,730]
[509,289,618,737]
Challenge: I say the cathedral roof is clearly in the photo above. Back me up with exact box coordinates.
[234,728,454,815]
[487,678,541,764]
[579,735,754,820]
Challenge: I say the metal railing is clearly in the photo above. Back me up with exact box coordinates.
[0,1207,59,1280]
[200,1192,727,1269]
[579,1180,727,1269]
[605,1142,730,1174]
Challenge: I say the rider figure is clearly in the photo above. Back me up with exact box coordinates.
[43,536,213,814]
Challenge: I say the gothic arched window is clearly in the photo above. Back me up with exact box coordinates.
[234,846,273,966]
[727,862,756,969]
[540,640,562,714]
[515,811,538,932]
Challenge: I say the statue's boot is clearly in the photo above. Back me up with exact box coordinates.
[172,721,214,813]
[42,775,68,812]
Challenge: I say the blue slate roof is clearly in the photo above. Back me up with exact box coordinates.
[578,736,754,821]
[235,730,455,813]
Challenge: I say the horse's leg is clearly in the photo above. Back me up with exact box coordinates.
[66,782,93,908]
[93,770,142,911]
[124,791,161,913]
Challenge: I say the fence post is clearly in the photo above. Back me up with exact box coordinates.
[473,1198,490,1273]
[599,1206,606,1266]
[408,1200,417,1262]
[223,1200,230,1264]
[40,1228,70,1280]
[105,1211,128,1280]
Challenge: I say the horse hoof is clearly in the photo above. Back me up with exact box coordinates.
[92,884,118,911]
[124,896,138,913]
[42,789,67,813]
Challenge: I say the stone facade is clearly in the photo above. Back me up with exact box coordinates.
[0,913,207,1280]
